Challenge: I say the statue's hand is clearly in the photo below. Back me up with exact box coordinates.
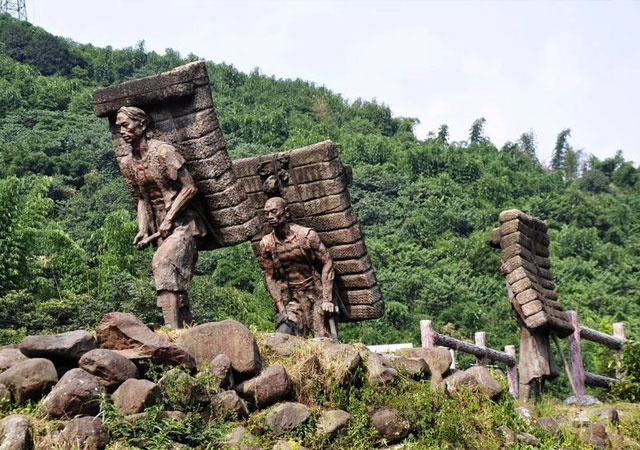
[133,230,145,245]
[321,301,336,314]
[158,219,173,238]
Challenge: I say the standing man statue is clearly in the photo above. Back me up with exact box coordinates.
[115,106,209,328]
[258,197,339,340]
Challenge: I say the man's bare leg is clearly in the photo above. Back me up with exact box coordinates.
[177,292,193,327]
[157,290,181,328]
[519,382,531,401]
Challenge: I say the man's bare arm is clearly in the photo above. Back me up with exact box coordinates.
[259,241,286,314]
[134,199,151,247]
[159,166,198,237]
[308,230,335,306]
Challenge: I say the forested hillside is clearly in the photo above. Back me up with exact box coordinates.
[1,14,638,379]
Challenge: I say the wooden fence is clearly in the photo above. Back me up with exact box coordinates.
[566,310,626,396]
[420,320,519,398]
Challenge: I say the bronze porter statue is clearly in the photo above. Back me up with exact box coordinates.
[258,197,338,340]
[115,106,208,328]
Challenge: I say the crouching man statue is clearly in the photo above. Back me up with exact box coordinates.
[115,106,209,328]
[258,197,339,340]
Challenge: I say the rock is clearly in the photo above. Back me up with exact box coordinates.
[42,368,106,418]
[575,408,619,427]
[371,408,411,444]
[364,352,399,386]
[260,333,305,357]
[78,349,139,390]
[515,405,534,424]
[158,368,195,407]
[59,416,108,450]
[443,366,503,399]
[35,431,61,450]
[96,312,195,370]
[581,423,607,450]
[0,384,10,403]
[125,410,186,426]
[213,390,249,418]
[535,417,559,434]
[112,379,161,414]
[0,414,31,450]
[399,347,452,383]
[499,425,516,446]
[386,355,429,379]
[0,348,28,372]
[516,432,538,445]
[318,342,362,384]
[266,402,310,436]
[224,426,260,450]
[208,353,234,389]
[236,364,292,408]
[19,330,97,362]
[272,440,309,450]
[443,369,476,393]
[317,409,352,436]
[0,358,58,403]
[176,320,261,377]
[564,394,599,406]
[464,366,503,399]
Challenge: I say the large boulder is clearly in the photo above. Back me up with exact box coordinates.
[364,352,399,386]
[260,333,305,357]
[41,368,106,418]
[317,409,352,437]
[158,368,195,408]
[464,366,503,399]
[318,342,362,384]
[386,355,429,379]
[79,349,139,390]
[213,390,250,418]
[0,414,31,450]
[0,348,28,373]
[207,353,235,389]
[236,364,292,408]
[96,312,195,370]
[266,402,310,436]
[59,416,108,450]
[400,347,451,383]
[0,358,57,403]
[112,378,161,414]
[224,426,260,450]
[176,320,261,377]
[19,330,97,362]
[0,384,10,403]
[371,408,411,444]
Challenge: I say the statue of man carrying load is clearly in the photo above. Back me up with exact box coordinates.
[115,106,210,328]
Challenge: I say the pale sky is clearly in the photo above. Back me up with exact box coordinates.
[26,0,640,165]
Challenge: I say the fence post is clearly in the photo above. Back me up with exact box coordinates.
[566,310,586,396]
[420,320,435,348]
[449,348,456,370]
[475,331,488,366]
[505,345,519,399]
[613,322,626,380]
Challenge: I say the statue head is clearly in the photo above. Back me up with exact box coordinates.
[116,106,151,145]
[263,197,288,227]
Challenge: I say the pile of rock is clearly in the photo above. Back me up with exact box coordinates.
[0,312,507,449]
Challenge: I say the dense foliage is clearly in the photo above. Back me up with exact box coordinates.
[1,14,638,388]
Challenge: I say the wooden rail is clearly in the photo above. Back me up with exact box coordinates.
[420,320,519,398]
[566,310,626,395]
